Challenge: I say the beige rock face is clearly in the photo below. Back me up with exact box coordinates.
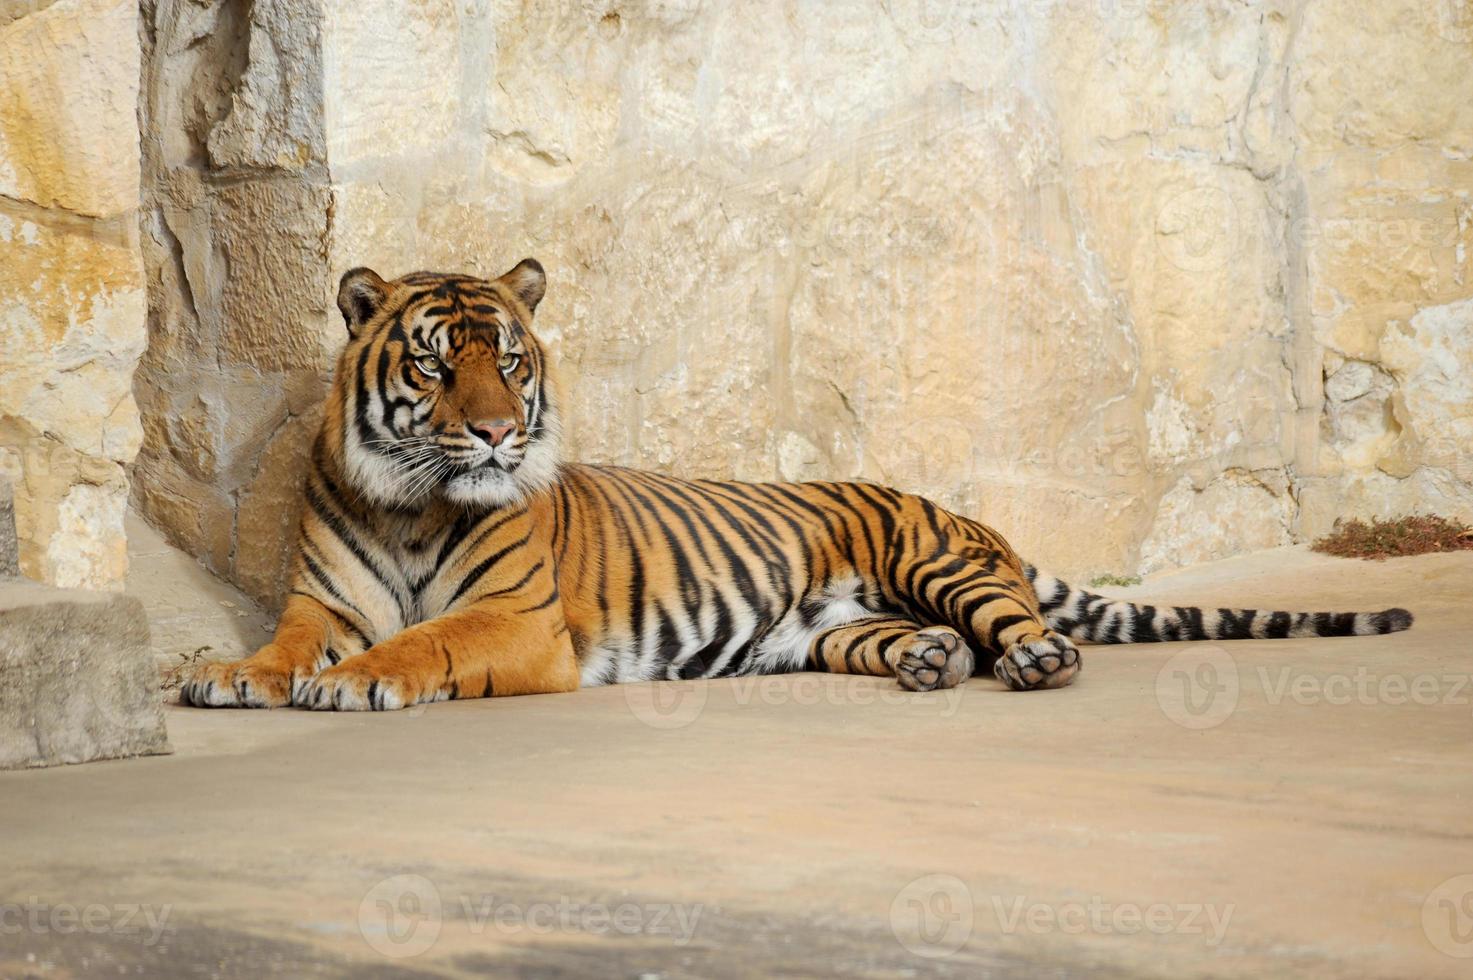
[1291,0,1473,536]
[133,0,1473,609]
[0,0,141,217]
[131,0,332,596]
[0,0,145,590]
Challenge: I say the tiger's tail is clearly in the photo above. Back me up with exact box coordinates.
[1024,565,1413,644]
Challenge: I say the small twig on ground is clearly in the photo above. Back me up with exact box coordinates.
[160,646,212,692]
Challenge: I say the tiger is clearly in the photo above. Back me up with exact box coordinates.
[181,259,1414,711]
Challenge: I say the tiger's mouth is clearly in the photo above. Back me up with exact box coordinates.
[448,448,521,476]
[429,439,519,473]
[378,442,521,500]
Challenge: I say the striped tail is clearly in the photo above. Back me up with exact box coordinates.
[1024,565,1413,644]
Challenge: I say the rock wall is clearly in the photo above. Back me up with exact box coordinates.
[132,0,332,602]
[132,0,1473,607]
[0,0,146,590]
[1290,0,1473,540]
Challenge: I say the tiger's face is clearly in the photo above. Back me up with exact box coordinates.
[330,260,561,510]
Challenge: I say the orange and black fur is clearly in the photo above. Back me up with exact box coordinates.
[182,260,1413,711]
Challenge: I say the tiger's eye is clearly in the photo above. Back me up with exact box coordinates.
[498,353,521,373]
[415,354,442,375]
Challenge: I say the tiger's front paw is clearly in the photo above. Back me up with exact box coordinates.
[181,654,312,709]
[301,660,425,711]
[994,633,1080,691]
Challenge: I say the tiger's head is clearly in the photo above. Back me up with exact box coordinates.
[326,259,561,510]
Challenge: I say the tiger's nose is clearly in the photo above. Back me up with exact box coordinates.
[467,419,516,447]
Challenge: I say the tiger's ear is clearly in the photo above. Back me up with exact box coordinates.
[337,268,389,336]
[496,258,546,315]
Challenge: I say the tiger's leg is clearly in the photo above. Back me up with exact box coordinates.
[301,599,579,711]
[808,616,974,692]
[182,592,360,708]
[907,557,1081,691]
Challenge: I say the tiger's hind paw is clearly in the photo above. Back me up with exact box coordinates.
[994,633,1080,691]
[895,627,973,692]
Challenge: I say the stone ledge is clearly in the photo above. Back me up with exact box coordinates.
[0,579,171,769]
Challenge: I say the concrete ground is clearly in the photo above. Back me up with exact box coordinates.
[1,528,1471,978]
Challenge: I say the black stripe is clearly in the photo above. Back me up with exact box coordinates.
[987,613,1033,650]
[449,532,533,606]
[1265,611,1291,638]
[305,482,412,624]
[1215,608,1254,641]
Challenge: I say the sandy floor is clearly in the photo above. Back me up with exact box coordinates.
[2,542,1471,978]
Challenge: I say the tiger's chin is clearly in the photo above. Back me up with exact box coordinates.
[443,465,528,508]
[441,438,562,511]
